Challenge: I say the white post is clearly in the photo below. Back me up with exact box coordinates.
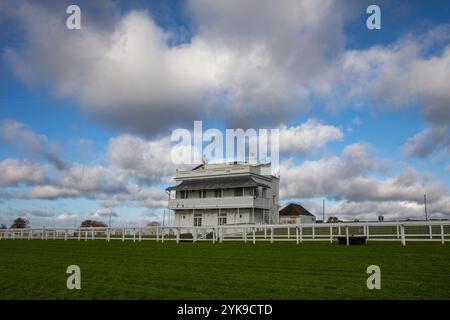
[212,228,215,244]
[299,226,303,243]
[21,230,23,239]
[176,228,180,244]
[194,229,197,243]
[345,226,349,246]
[287,227,290,240]
[264,227,267,239]
[220,227,223,243]
[253,227,256,244]
[366,225,370,240]
[78,229,81,241]
[396,225,400,239]
[133,229,136,242]
[312,225,315,240]
[401,224,406,246]
[92,229,94,241]
[64,229,68,241]
[162,228,165,243]
[85,230,87,242]
[429,224,433,240]
[329,226,333,243]
[338,224,341,236]
[107,229,110,242]
[122,228,125,242]
[156,228,159,242]
[296,226,299,244]
[244,227,247,243]
[270,227,274,244]
[441,224,445,245]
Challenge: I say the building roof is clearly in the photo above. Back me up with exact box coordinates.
[279,203,315,217]
[166,176,271,191]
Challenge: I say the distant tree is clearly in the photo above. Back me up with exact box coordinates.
[326,216,342,223]
[10,217,30,229]
[0,224,7,229]
[80,220,107,228]
[147,221,161,227]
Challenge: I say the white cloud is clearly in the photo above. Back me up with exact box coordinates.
[0,158,45,187]
[279,119,343,154]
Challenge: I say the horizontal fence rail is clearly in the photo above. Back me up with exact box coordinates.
[0,221,449,246]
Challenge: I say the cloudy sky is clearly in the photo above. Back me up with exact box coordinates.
[1,0,450,227]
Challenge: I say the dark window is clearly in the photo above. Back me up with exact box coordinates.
[214,189,222,198]
[234,188,243,197]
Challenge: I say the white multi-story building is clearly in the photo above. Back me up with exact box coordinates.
[166,162,279,227]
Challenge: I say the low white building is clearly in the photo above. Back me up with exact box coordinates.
[279,203,316,224]
[166,162,279,227]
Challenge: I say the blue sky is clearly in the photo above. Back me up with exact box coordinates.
[1,0,450,227]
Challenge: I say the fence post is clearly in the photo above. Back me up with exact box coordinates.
[396,225,400,239]
[329,226,333,243]
[133,228,136,243]
[296,226,299,244]
[345,226,349,246]
[441,224,445,245]
[122,228,125,242]
[162,228,165,243]
[300,226,303,243]
[270,227,274,244]
[312,225,315,240]
[107,228,110,242]
[64,229,68,241]
[287,227,290,240]
[92,229,94,241]
[212,228,215,244]
[85,230,87,242]
[220,227,223,243]
[156,228,159,242]
[429,225,433,240]
[176,228,180,244]
[243,227,247,243]
[78,228,81,241]
[253,227,256,244]
[264,227,267,240]
[366,225,370,240]
[401,224,406,246]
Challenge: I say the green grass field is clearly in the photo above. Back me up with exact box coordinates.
[1,240,449,299]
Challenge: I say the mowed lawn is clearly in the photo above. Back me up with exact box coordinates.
[0,240,449,299]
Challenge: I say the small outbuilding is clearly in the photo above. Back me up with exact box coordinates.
[279,203,316,224]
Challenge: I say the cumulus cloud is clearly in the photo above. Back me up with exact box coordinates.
[279,119,343,155]
[280,143,450,218]
[402,125,450,158]
[1,0,358,136]
[0,158,45,187]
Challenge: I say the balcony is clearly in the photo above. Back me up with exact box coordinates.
[168,196,272,210]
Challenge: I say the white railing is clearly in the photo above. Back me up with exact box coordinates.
[168,196,272,209]
[0,221,448,246]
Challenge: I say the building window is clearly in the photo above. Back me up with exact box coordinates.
[180,190,189,199]
[234,188,243,197]
[218,213,227,225]
[214,189,222,198]
[193,213,202,227]
[199,190,207,198]
[262,188,267,198]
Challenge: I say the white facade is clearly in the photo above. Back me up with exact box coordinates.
[167,162,279,227]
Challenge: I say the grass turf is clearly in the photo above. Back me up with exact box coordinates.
[0,240,449,299]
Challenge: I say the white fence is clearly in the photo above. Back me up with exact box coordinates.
[0,221,449,246]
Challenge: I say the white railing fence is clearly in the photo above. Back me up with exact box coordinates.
[0,221,448,246]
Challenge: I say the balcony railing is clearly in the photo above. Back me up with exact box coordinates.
[168,196,272,209]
